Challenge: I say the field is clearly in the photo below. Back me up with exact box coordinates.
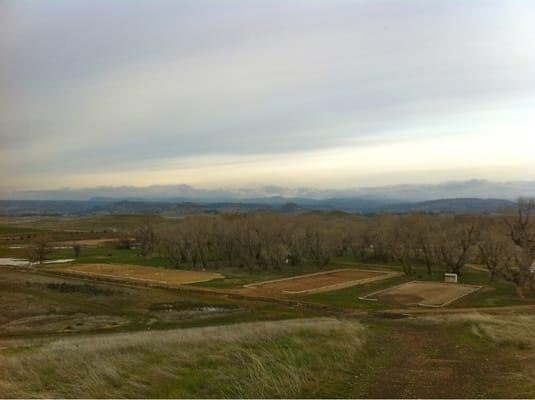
[2,215,535,398]
[55,263,224,286]
[3,308,535,398]
[245,268,401,294]
[0,268,303,339]
[362,281,482,307]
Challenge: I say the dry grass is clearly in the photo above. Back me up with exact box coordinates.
[417,313,535,348]
[0,318,365,398]
[413,313,535,398]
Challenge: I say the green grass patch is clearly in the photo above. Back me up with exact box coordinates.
[0,225,44,236]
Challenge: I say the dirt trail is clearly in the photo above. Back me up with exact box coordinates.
[335,260,401,270]
[466,263,489,272]
[339,260,493,275]
[387,303,535,315]
[367,324,491,398]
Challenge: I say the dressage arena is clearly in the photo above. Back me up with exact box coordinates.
[361,281,482,307]
[56,263,224,287]
[245,268,402,294]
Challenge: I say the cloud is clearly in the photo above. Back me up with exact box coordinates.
[2,0,535,191]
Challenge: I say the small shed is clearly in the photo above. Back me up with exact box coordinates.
[444,273,458,283]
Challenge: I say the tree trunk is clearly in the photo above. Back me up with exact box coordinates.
[516,283,525,298]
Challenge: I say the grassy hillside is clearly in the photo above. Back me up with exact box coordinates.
[0,318,366,398]
[3,313,535,398]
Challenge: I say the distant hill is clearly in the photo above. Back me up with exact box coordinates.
[381,198,516,214]
[5,180,535,202]
[0,197,517,216]
[240,196,392,213]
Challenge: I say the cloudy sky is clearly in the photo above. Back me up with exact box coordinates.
[2,0,535,194]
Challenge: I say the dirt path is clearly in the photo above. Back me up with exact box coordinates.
[52,238,126,246]
[387,303,535,315]
[367,323,491,398]
[335,260,401,270]
[339,260,490,274]
[466,263,489,273]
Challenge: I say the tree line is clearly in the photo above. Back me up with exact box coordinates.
[132,199,535,297]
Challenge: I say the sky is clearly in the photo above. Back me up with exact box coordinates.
[2,0,535,195]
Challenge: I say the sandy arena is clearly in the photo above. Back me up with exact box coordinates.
[361,281,482,307]
[55,263,224,287]
[245,268,402,294]
[52,238,131,247]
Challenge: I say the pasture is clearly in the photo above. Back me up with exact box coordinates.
[1,214,535,398]
[0,268,302,340]
[2,302,535,398]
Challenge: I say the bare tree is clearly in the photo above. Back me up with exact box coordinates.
[390,220,416,276]
[305,229,332,268]
[412,216,439,276]
[158,236,184,268]
[192,228,210,269]
[437,219,479,275]
[28,238,52,265]
[72,243,81,258]
[369,217,395,263]
[137,217,157,256]
[115,236,132,250]
[334,225,353,257]
[478,233,508,282]
[500,198,535,297]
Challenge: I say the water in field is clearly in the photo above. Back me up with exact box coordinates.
[150,303,241,322]
[41,259,75,264]
[0,258,75,267]
[0,258,31,267]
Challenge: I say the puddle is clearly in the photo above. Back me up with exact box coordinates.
[0,258,30,267]
[371,311,411,320]
[41,259,75,264]
[0,258,74,267]
[151,302,237,312]
[150,303,241,322]
[195,306,230,312]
